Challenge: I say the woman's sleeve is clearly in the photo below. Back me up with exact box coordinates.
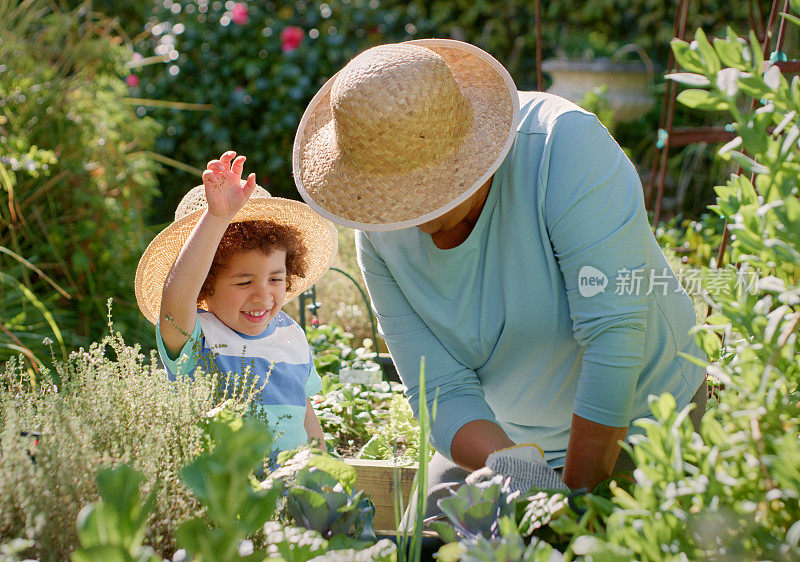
[543,111,652,427]
[356,231,497,460]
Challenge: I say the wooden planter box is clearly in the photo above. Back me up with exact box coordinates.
[345,459,418,531]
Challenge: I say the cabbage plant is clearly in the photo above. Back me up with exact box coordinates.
[432,469,519,541]
[286,465,372,539]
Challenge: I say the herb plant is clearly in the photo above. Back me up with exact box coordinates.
[547,18,800,561]
[0,318,257,559]
[436,517,561,562]
[313,378,403,456]
[429,15,800,560]
[306,324,378,378]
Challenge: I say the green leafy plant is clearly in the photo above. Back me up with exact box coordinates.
[306,323,378,378]
[176,416,282,561]
[0,538,36,562]
[437,516,561,562]
[393,357,435,562]
[261,521,328,562]
[313,378,403,456]
[546,19,800,561]
[66,414,394,561]
[431,471,518,542]
[0,259,68,379]
[71,465,161,562]
[358,394,431,464]
[654,212,727,268]
[426,17,800,560]
[516,491,570,538]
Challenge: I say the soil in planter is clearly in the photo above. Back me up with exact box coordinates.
[332,434,370,458]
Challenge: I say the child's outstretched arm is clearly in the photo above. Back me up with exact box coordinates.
[159,150,256,357]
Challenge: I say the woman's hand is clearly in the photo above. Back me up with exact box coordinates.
[202,151,256,220]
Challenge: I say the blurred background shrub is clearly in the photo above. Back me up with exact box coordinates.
[0,0,162,372]
[133,0,775,220]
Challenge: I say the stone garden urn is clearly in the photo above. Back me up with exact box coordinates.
[542,57,654,123]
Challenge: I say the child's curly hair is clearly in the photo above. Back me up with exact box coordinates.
[197,220,307,305]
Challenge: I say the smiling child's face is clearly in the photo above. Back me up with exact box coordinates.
[205,249,287,335]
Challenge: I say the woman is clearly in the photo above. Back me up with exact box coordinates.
[292,39,706,497]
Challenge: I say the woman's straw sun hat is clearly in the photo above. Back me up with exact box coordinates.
[135,184,338,325]
[293,38,520,231]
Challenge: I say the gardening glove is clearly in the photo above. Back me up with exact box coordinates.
[485,443,569,494]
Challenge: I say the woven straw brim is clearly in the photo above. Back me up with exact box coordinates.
[293,39,519,231]
[135,197,338,325]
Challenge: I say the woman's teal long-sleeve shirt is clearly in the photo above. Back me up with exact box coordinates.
[355,92,706,468]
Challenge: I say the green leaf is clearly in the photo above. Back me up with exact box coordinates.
[738,175,759,205]
[694,28,721,74]
[435,542,466,562]
[497,515,519,538]
[288,488,331,531]
[738,73,770,98]
[428,521,459,543]
[728,151,769,174]
[307,455,357,494]
[738,125,770,159]
[695,327,722,359]
[676,89,729,111]
[676,351,710,369]
[666,73,711,86]
[749,30,765,70]
[176,518,222,561]
[647,393,678,422]
[781,11,800,27]
[671,39,708,75]
[74,466,155,556]
[714,33,747,70]
[238,488,281,535]
[71,545,136,562]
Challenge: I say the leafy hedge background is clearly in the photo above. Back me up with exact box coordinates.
[131,0,777,218]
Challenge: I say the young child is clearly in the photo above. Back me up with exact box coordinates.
[134,151,338,453]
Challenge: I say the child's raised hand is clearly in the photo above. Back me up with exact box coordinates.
[202,151,257,220]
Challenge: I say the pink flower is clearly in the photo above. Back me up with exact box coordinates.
[126,74,139,87]
[280,26,304,53]
[231,3,248,25]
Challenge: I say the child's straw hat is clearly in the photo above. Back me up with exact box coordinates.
[135,184,338,325]
[292,38,519,231]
